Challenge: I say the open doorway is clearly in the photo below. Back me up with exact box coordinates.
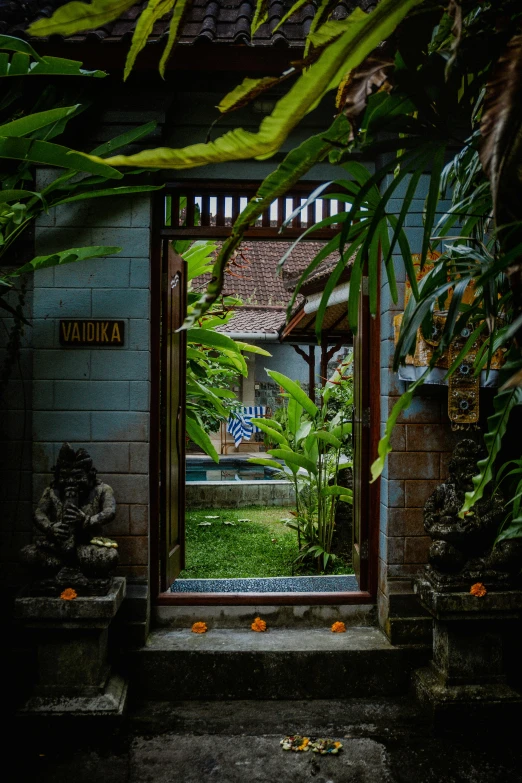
[150,184,379,602]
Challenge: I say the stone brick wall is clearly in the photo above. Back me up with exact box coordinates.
[32,177,151,583]
[378,173,462,639]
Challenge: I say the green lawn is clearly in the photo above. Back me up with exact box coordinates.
[179,506,354,579]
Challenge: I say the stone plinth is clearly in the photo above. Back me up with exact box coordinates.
[15,577,127,715]
[413,577,522,722]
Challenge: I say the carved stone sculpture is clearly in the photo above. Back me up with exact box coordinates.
[423,439,522,589]
[21,443,118,595]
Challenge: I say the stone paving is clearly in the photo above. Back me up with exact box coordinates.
[14,698,522,783]
[170,576,359,593]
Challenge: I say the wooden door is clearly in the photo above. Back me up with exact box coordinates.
[159,241,187,591]
[352,276,371,589]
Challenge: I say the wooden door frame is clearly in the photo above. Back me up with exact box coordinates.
[149,188,380,605]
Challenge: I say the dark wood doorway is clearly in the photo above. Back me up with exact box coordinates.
[157,241,187,592]
[151,186,379,603]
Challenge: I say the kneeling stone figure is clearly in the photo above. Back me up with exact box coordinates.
[21,442,118,595]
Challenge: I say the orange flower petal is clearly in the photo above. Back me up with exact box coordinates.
[60,588,78,601]
[331,621,346,633]
[470,583,487,598]
[251,617,267,632]
[191,621,208,633]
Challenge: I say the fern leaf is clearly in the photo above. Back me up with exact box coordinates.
[124,0,175,80]
[459,387,522,518]
[29,0,136,37]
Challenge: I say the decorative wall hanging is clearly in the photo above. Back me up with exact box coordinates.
[393,254,505,430]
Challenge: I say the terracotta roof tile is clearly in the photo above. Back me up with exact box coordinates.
[216,306,286,334]
[193,240,340,306]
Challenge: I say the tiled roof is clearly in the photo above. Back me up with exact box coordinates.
[5,0,378,47]
[216,305,286,334]
[193,240,339,306]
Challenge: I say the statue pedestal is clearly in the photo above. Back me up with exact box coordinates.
[15,577,127,716]
[413,577,522,723]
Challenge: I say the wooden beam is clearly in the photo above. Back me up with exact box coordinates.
[309,344,316,403]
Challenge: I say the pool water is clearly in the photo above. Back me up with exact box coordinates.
[186,459,279,482]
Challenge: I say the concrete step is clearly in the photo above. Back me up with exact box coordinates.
[153,602,376,630]
[126,627,428,700]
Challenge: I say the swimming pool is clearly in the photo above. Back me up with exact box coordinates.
[186,458,279,482]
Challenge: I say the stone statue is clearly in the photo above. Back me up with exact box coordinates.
[21,443,118,596]
[424,439,522,589]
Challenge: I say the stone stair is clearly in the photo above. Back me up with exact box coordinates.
[125,622,428,701]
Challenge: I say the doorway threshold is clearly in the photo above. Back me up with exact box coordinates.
[170,576,359,593]
[157,575,373,606]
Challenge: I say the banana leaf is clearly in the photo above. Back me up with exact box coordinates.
[267,369,318,419]
[268,448,318,475]
[186,415,219,462]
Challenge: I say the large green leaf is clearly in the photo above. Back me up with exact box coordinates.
[320,485,353,497]
[124,0,174,80]
[0,106,79,137]
[186,415,219,462]
[268,448,318,475]
[234,342,271,357]
[329,421,352,439]
[10,246,121,277]
[267,369,319,419]
[459,386,522,517]
[247,458,285,470]
[89,0,423,171]
[249,419,288,446]
[0,137,122,178]
[185,114,350,326]
[288,396,304,439]
[0,36,104,78]
[159,0,191,77]
[314,430,342,450]
[188,327,242,354]
[371,370,430,482]
[0,190,41,204]
[29,0,136,37]
[0,35,42,60]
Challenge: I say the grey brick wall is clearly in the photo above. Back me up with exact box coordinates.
[32,174,151,582]
[378,173,462,633]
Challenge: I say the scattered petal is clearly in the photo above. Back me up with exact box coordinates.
[251,617,267,632]
[198,522,212,526]
[238,518,252,522]
[60,588,78,601]
[280,735,310,752]
[331,621,346,633]
[310,738,343,754]
[470,582,487,597]
[191,621,207,634]
[223,521,236,526]
[204,515,219,519]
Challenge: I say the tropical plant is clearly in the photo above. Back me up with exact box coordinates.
[180,238,271,461]
[0,34,161,376]
[29,1,522,529]
[249,361,353,570]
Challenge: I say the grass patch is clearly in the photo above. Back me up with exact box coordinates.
[179,506,354,579]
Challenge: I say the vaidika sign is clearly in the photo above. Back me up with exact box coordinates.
[59,320,125,347]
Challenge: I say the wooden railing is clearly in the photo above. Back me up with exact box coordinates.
[161,181,346,239]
